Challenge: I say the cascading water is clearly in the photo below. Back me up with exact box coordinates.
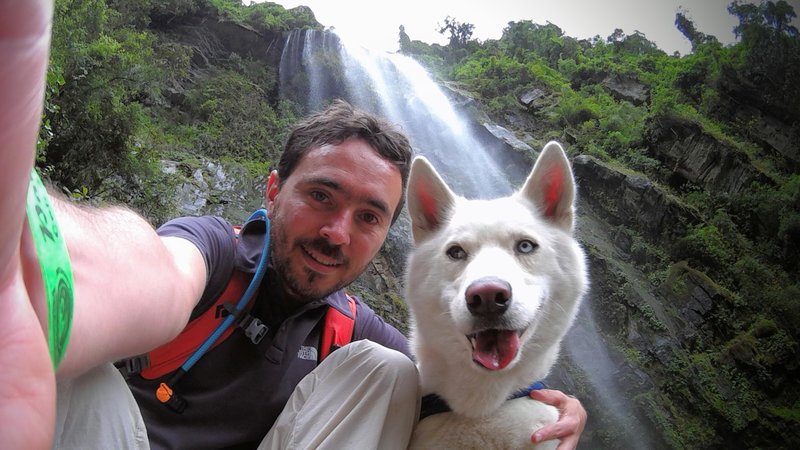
[280,30,517,198]
[279,29,663,449]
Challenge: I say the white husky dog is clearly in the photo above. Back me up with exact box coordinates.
[405,141,588,449]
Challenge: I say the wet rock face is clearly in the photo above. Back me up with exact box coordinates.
[482,122,534,154]
[571,154,700,244]
[518,87,548,109]
[601,74,648,105]
[660,264,723,350]
[151,6,286,67]
[731,104,800,169]
[163,158,265,222]
[646,117,771,194]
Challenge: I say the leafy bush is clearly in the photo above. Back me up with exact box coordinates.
[42,0,800,446]
[184,68,290,161]
[674,223,733,275]
[208,0,320,32]
[44,1,173,217]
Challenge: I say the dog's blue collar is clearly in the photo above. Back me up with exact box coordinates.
[515,380,547,396]
[419,381,547,421]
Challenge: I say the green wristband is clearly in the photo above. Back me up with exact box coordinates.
[26,169,74,369]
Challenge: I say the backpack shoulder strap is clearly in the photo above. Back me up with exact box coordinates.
[138,270,253,379]
[120,225,266,381]
[319,294,358,362]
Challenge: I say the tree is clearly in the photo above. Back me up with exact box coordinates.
[675,8,720,52]
[437,16,474,48]
[729,0,799,39]
[764,0,799,36]
[607,28,662,55]
[399,25,411,53]
[500,21,576,66]
[42,0,182,221]
[726,0,800,123]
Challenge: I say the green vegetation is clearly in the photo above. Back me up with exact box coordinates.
[398,1,798,447]
[208,0,319,32]
[40,0,314,222]
[42,0,799,447]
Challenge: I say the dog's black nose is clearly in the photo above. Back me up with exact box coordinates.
[465,277,512,317]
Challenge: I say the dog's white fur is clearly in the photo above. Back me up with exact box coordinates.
[405,142,588,449]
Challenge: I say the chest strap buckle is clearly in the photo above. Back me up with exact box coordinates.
[223,302,268,344]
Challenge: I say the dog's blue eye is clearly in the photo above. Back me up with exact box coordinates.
[446,245,467,260]
[516,240,537,254]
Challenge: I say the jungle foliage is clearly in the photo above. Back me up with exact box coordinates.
[42,0,798,447]
[397,2,800,447]
[40,0,314,222]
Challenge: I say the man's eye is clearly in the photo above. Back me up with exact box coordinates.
[361,212,379,225]
[310,191,328,202]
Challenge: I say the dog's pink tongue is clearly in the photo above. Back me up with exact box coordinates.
[472,330,520,370]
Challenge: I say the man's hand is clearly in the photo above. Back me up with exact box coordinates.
[0,0,56,448]
[530,388,587,450]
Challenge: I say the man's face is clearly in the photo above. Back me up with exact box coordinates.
[266,137,403,302]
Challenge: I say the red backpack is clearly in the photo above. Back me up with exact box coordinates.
[122,272,358,379]
[118,213,357,412]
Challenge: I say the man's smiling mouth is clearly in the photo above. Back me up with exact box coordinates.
[301,243,343,269]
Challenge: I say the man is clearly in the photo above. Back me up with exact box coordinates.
[57,99,422,449]
[0,1,586,448]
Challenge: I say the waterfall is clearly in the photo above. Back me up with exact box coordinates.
[278,29,663,449]
[563,302,662,448]
[279,29,515,199]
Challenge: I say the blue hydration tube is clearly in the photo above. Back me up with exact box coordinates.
[180,209,270,372]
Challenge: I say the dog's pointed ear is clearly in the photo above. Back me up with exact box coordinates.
[520,141,576,232]
[407,156,456,243]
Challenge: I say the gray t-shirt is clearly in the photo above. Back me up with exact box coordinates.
[126,215,410,449]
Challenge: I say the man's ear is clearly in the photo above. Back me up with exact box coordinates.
[266,170,280,215]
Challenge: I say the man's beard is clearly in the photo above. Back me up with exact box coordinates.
[269,225,364,302]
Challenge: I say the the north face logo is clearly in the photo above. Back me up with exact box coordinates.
[297,346,318,361]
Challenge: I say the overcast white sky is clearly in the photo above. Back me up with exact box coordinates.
[262,0,798,55]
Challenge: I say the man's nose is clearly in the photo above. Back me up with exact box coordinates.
[320,210,352,246]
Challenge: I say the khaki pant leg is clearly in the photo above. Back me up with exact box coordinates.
[54,363,149,450]
[260,340,420,450]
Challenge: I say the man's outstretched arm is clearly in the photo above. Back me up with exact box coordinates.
[1,1,207,446]
[0,1,58,447]
[51,201,207,378]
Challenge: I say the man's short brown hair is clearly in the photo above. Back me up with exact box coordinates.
[277,100,414,224]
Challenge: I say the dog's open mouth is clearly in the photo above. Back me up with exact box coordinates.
[468,329,520,370]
